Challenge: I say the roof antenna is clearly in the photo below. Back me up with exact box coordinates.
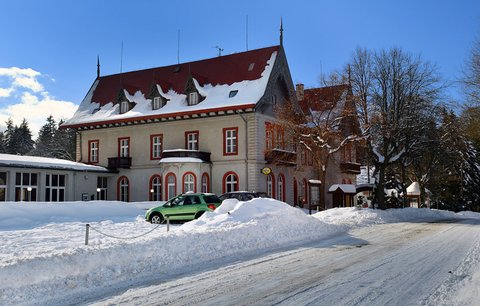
[246,15,249,51]
[280,17,284,46]
[214,46,224,57]
[97,55,100,79]
[120,41,124,73]
[177,29,180,64]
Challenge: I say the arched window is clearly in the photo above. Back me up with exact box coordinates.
[149,175,162,201]
[201,173,210,193]
[165,173,176,200]
[302,178,308,204]
[293,178,298,206]
[183,172,196,193]
[223,172,239,193]
[117,176,129,202]
[266,173,275,198]
[277,174,285,202]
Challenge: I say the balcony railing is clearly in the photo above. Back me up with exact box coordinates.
[340,161,361,174]
[161,149,211,162]
[264,148,297,166]
[107,157,132,170]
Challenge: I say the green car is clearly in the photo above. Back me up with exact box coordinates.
[145,193,222,223]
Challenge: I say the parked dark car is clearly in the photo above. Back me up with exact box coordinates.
[219,191,269,202]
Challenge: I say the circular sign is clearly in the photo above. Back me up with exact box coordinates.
[261,167,272,175]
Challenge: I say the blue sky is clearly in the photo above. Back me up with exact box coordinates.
[1,0,479,136]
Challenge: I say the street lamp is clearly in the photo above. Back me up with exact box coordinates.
[150,188,154,201]
[96,188,101,200]
[27,187,32,202]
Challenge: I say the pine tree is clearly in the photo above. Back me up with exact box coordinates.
[3,118,16,154]
[52,120,76,160]
[13,119,34,155]
[31,115,57,157]
[0,132,4,153]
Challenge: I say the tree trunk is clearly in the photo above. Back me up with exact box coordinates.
[375,163,386,209]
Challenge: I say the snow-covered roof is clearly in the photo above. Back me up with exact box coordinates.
[308,179,322,185]
[159,157,204,164]
[0,154,109,172]
[329,184,357,194]
[62,46,279,128]
[407,182,421,196]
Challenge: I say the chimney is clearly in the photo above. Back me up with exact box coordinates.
[296,83,304,101]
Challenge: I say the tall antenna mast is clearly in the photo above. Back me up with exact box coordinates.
[97,55,100,79]
[214,46,224,57]
[246,15,249,51]
[177,29,180,64]
[120,41,124,73]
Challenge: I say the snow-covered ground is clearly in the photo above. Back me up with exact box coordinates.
[0,199,479,305]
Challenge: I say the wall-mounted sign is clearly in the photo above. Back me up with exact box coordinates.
[261,167,272,175]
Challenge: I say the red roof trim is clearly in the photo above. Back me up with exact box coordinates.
[62,103,256,129]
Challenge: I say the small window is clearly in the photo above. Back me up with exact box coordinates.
[229,90,238,98]
[248,63,255,71]
[153,97,162,110]
[120,101,129,113]
[188,92,199,105]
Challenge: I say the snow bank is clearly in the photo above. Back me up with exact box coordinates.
[0,200,478,305]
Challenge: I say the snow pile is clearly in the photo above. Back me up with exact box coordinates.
[314,206,469,228]
[0,200,479,305]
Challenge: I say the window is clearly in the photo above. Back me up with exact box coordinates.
[223,172,239,193]
[301,178,308,204]
[117,176,129,202]
[201,173,210,193]
[150,134,163,160]
[150,175,162,201]
[118,137,130,157]
[277,174,285,202]
[45,174,66,202]
[265,122,274,150]
[266,174,275,198]
[229,90,238,98]
[152,96,162,110]
[97,177,108,200]
[120,101,129,113]
[165,173,177,200]
[0,172,6,201]
[248,63,255,71]
[88,140,99,163]
[275,126,285,149]
[188,92,199,105]
[185,131,199,150]
[15,172,37,201]
[223,127,238,155]
[272,94,277,105]
[183,172,196,193]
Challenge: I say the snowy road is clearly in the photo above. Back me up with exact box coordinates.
[90,219,480,306]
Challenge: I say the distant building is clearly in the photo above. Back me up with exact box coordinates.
[0,154,110,202]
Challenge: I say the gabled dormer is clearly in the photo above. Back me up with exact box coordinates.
[116,89,135,114]
[184,76,205,106]
[149,83,167,110]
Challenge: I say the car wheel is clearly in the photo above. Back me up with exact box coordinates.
[150,214,164,224]
[194,211,205,219]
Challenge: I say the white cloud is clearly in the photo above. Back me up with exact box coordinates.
[0,67,78,138]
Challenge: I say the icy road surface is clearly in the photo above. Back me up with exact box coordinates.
[91,219,480,306]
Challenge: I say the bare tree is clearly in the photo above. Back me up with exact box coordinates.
[276,85,363,209]
[349,47,442,208]
[463,36,480,104]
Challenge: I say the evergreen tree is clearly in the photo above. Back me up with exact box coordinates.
[31,115,57,157]
[461,142,480,211]
[3,118,16,154]
[0,132,4,153]
[52,119,76,160]
[12,119,34,155]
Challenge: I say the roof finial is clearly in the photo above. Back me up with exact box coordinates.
[97,55,100,79]
[280,17,284,46]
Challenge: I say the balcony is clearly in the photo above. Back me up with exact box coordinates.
[161,149,211,162]
[107,157,132,170]
[265,148,297,166]
[340,161,361,174]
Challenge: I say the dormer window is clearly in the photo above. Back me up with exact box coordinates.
[188,92,199,105]
[120,101,129,114]
[229,90,238,98]
[153,96,162,110]
[248,63,255,71]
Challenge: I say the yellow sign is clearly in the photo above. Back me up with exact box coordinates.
[261,167,272,175]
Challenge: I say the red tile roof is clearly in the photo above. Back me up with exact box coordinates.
[299,84,350,113]
[91,46,280,106]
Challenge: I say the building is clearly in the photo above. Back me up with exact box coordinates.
[296,84,363,209]
[62,43,316,203]
[0,154,110,202]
